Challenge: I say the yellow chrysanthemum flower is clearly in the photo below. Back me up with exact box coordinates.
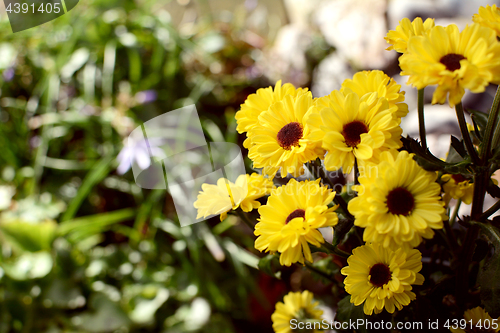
[254,179,338,266]
[272,290,323,333]
[348,150,445,249]
[194,173,273,221]
[442,174,474,205]
[385,17,435,53]
[473,4,500,37]
[308,91,402,173]
[451,306,500,333]
[248,93,323,178]
[235,80,308,148]
[341,243,424,315]
[340,70,409,118]
[400,23,500,107]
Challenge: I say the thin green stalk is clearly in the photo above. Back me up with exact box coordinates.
[354,158,359,185]
[450,199,462,227]
[492,124,500,150]
[442,213,458,254]
[456,224,480,307]
[471,172,488,221]
[304,262,336,283]
[311,159,355,221]
[322,241,351,258]
[479,199,500,221]
[455,102,480,165]
[236,210,255,230]
[482,85,500,161]
[334,195,355,222]
[456,171,489,306]
[418,89,427,149]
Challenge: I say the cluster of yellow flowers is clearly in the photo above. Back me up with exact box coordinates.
[193,4,500,332]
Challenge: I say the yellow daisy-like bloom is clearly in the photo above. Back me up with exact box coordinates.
[235,80,308,148]
[473,4,500,38]
[348,150,445,249]
[248,92,323,178]
[450,306,500,333]
[340,70,409,118]
[272,290,323,333]
[254,179,338,266]
[385,17,435,53]
[341,243,424,315]
[194,173,273,221]
[308,91,402,174]
[400,23,500,107]
[442,174,474,205]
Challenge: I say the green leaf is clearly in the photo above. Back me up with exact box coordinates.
[61,155,113,222]
[45,278,84,309]
[1,251,53,280]
[309,257,339,284]
[401,136,471,174]
[58,208,135,242]
[477,223,500,317]
[467,109,488,132]
[129,287,169,324]
[335,296,367,333]
[257,254,281,279]
[450,136,467,160]
[492,146,500,162]
[77,293,131,332]
[0,220,57,252]
[333,218,354,246]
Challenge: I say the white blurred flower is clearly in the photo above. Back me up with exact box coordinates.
[116,138,166,175]
[0,185,15,210]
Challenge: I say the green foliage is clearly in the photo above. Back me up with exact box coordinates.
[0,0,269,330]
[335,296,367,333]
[258,253,281,279]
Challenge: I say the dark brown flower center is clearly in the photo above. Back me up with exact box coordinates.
[386,187,415,216]
[369,263,392,287]
[342,121,368,147]
[451,174,466,183]
[440,53,466,71]
[285,209,305,224]
[277,122,303,150]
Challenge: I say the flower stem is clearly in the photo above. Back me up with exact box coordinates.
[236,210,255,230]
[322,241,351,258]
[304,262,336,283]
[455,172,488,307]
[354,158,359,185]
[418,89,427,149]
[471,172,488,221]
[443,212,458,254]
[455,102,480,165]
[479,198,500,221]
[450,199,462,227]
[456,223,480,307]
[311,159,355,221]
[492,116,500,150]
[482,85,500,161]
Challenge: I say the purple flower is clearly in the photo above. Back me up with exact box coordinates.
[3,68,14,82]
[117,137,166,175]
[135,90,158,104]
